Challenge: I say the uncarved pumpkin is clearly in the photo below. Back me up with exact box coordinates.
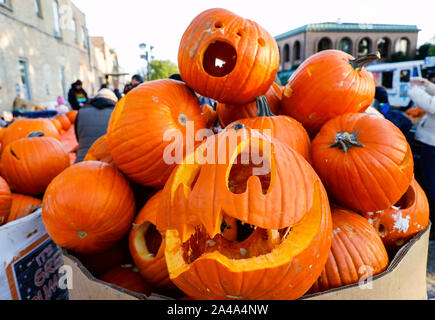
[160,126,332,300]
[42,161,136,254]
[362,179,429,251]
[1,134,70,195]
[311,113,414,213]
[226,96,311,163]
[178,8,279,105]
[310,206,388,293]
[51,118,64,134]
[0,176,12,226]
[55,115,71,131]
[107,79,206,188]
[129,190,177,293]
[217,82,282,128]
[99,265,152,296]
[1,119,60,152]
[66,110,78,124]
[281,50,379,135]
[84,135,114,165]
[75,237,133,277]
[7,194,41,223]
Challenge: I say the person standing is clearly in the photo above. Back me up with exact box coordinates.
[408,76,435,238]
[74,88,118,163]
[68,80,88,111]
[123,74,143,95]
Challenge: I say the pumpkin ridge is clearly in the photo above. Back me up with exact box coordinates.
[351,149,392,209]
[357,147,405,206]
[335,228,361,283]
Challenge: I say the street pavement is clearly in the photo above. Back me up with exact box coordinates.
[428,241,435,300]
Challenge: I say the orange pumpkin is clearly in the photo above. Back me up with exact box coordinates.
[159,125,332,300]
[74,237,133,277]
[178,8,279,105]
[84,135,114,165]
[0,133,70,195]
[107,79,206,188]
[42,161,136,254]
[226,96,311,163]
[55,115,71,131]
[99,265,152,296]
[7,194,41,223]
[51,118,64,134]
[281,50,379,135]
[310,207,388,293]
[0,176,12,226]
[362,179,429,250]
[66,110,78,124]
[217,82,282,128]
[129,190,177,293]
[202,104,218,129]
[1,119,60,152]
[312,113,414,213]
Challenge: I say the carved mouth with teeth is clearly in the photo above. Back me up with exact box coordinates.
[158,126,333,300]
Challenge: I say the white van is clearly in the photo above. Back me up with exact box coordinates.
[366,60,425,108]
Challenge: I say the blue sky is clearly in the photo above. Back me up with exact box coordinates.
[73,0,435,74]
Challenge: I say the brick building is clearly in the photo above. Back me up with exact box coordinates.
[0,0,122,111]
[275,22,419,83]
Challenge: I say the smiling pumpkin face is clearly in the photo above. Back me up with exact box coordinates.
[178,8,279,105]
[158,126,333,300]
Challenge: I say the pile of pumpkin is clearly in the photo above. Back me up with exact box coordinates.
[2,8,427,300]
[0,111,77,227]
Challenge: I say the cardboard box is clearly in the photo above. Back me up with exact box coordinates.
[0,209,68,300]
[63,223,431,300]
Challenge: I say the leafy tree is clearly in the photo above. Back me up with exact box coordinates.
[428,45,435,57]
[138,60,179,81]
[416,43,432,59]
[390,52,413,62]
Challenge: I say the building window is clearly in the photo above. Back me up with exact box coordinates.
[338,38,352,54]
[395,38,410,55]
[72,19,78,42]
[358,38,372,57]
[81,27,88,48]
[35,0,42,18]
[317,38,332,52]
[53,1,61,38]
[293,41,301,60]
[377,37,391,59]
[284,44,290,62]
[18,58,32,100]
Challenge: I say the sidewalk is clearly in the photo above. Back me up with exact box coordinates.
[428,241,435,300]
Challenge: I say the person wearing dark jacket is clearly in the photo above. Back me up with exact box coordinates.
[123,74,143,95]
[74,88,118,163]
[68,80,88,111]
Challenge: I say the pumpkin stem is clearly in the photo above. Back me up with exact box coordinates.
[27,131,45,138]
[256,95,275,117]
[330,132,364,153]
[349,52,381,71]
[233,123,245,130]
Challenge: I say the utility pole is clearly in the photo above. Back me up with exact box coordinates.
[139,43,155,81]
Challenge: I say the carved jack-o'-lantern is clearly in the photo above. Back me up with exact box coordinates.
[158,125,332,300]
[178,8,279,105]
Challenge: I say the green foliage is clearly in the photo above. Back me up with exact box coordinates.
[390,52,413,62]
[147,60,179,81]
[416,43,435,59]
